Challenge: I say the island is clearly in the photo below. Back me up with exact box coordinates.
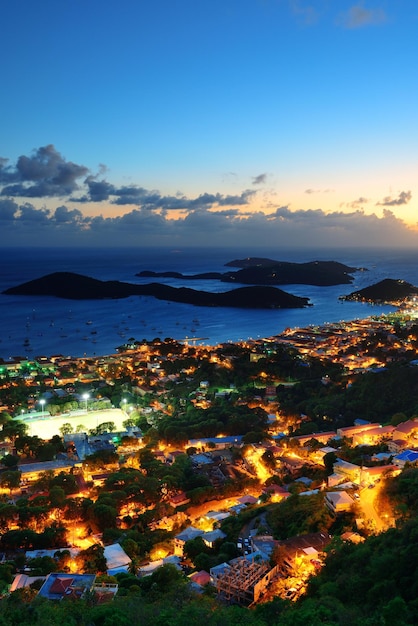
[340,278,418,304]
[137,259,361,286]
[3,272,311,309]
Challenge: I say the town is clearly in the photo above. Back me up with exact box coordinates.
[0,309,418,624]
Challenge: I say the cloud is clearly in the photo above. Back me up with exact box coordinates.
[53,205,86,224]
[0,198,19,220]
[1,195,417,249]
[1,145,417,249]
[340,4,387,29]
[345,197,369,209]
[377,190,412,206]
[305,188,335,195]
[74,181,255,211]
[252,174,267,185]
[0,145,89,198]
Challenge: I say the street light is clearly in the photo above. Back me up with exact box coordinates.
[123,398,127,414]
[83,393,89,413]
[39,399,45,418]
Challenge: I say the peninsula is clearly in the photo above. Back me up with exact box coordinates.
[137,258,361,286]
[3,272,311,309]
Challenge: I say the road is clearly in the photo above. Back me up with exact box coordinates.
[358,484,393,533]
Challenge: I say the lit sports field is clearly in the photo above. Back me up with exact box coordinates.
[21,408,127,439]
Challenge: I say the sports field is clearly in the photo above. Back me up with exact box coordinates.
[22,408,127,439]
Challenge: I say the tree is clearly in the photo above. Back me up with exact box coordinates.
[0,470,21,494]
[1,454,19,468]
[59,423,73,436]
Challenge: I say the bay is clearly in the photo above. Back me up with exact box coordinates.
[1,245,416,361]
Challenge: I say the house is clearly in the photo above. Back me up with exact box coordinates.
[337,423,381,440]
[288,431,336,446]
[168,491,190,508]
[352,425,395,446]
[10,574,46,592]
[325,491,354,514]
[263,484,290,502]
[361,464,398,484]
[173,526,204,556]
[189,570,211,588]
[392,419,418,444]
[202,529,227,548]
[104,543,131,575]
[278,455,305,475]
[393,450,418,469]
[188,436,243,451]
[333,459,361,483]
[18,459,78,485]
[38,573,96,600]
[388,439,409,454]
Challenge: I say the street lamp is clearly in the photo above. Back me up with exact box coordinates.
[83,393,89,413]
[39,399,45,418]
[123,398,127,414]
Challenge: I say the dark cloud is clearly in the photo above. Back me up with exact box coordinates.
[80,176,117,202]
[73,180,255,211]
[0,145,89,198]
[53,205,86,224]
[252,174,267,185]
[0,198,19,220]
[377,190,412,206]
[18,203,50,222]
[1,196,417,249]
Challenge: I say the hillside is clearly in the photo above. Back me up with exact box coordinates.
[341,278,418,304]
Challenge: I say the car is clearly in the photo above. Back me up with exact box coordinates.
[368,483,375,489]
[354,493,360,499]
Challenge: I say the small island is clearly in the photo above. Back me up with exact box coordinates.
[3,272,311,309]
[137,258,361,286]
[340,278,418,304]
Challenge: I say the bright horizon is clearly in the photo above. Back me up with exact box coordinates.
[1,1,418,249]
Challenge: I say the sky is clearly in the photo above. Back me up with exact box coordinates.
[1,0,418,249]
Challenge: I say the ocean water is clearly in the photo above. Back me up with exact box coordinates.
[1,245,417,361]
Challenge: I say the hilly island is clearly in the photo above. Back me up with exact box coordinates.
[138,258,361,286]
[2,271,311,309]
[340,278,418,304]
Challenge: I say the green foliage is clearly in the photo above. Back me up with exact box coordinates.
[266,493,333,539]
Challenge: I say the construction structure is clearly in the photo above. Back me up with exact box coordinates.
[212,557,279,606]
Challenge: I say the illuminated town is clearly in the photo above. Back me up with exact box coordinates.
[0,309,418,616]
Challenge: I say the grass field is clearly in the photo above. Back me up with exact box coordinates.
[22,408,127,439]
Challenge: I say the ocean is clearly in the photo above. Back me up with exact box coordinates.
[1,245,417,361]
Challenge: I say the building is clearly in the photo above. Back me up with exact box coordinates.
[37,573,96,601]
[173,526,204,556]
[211,556,278,606]
[325,491,354,514]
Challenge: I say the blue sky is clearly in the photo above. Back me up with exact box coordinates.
[1,0,418,248]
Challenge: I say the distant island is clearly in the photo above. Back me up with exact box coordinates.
[3,272,311,309]
[137,258,361,286]
[340,278,418,304]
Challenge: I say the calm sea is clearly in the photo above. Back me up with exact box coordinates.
[1,245,417,361]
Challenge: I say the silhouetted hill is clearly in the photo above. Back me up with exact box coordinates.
[340,278,418,304]
[3,272,311,309]
[138,259,361,286]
